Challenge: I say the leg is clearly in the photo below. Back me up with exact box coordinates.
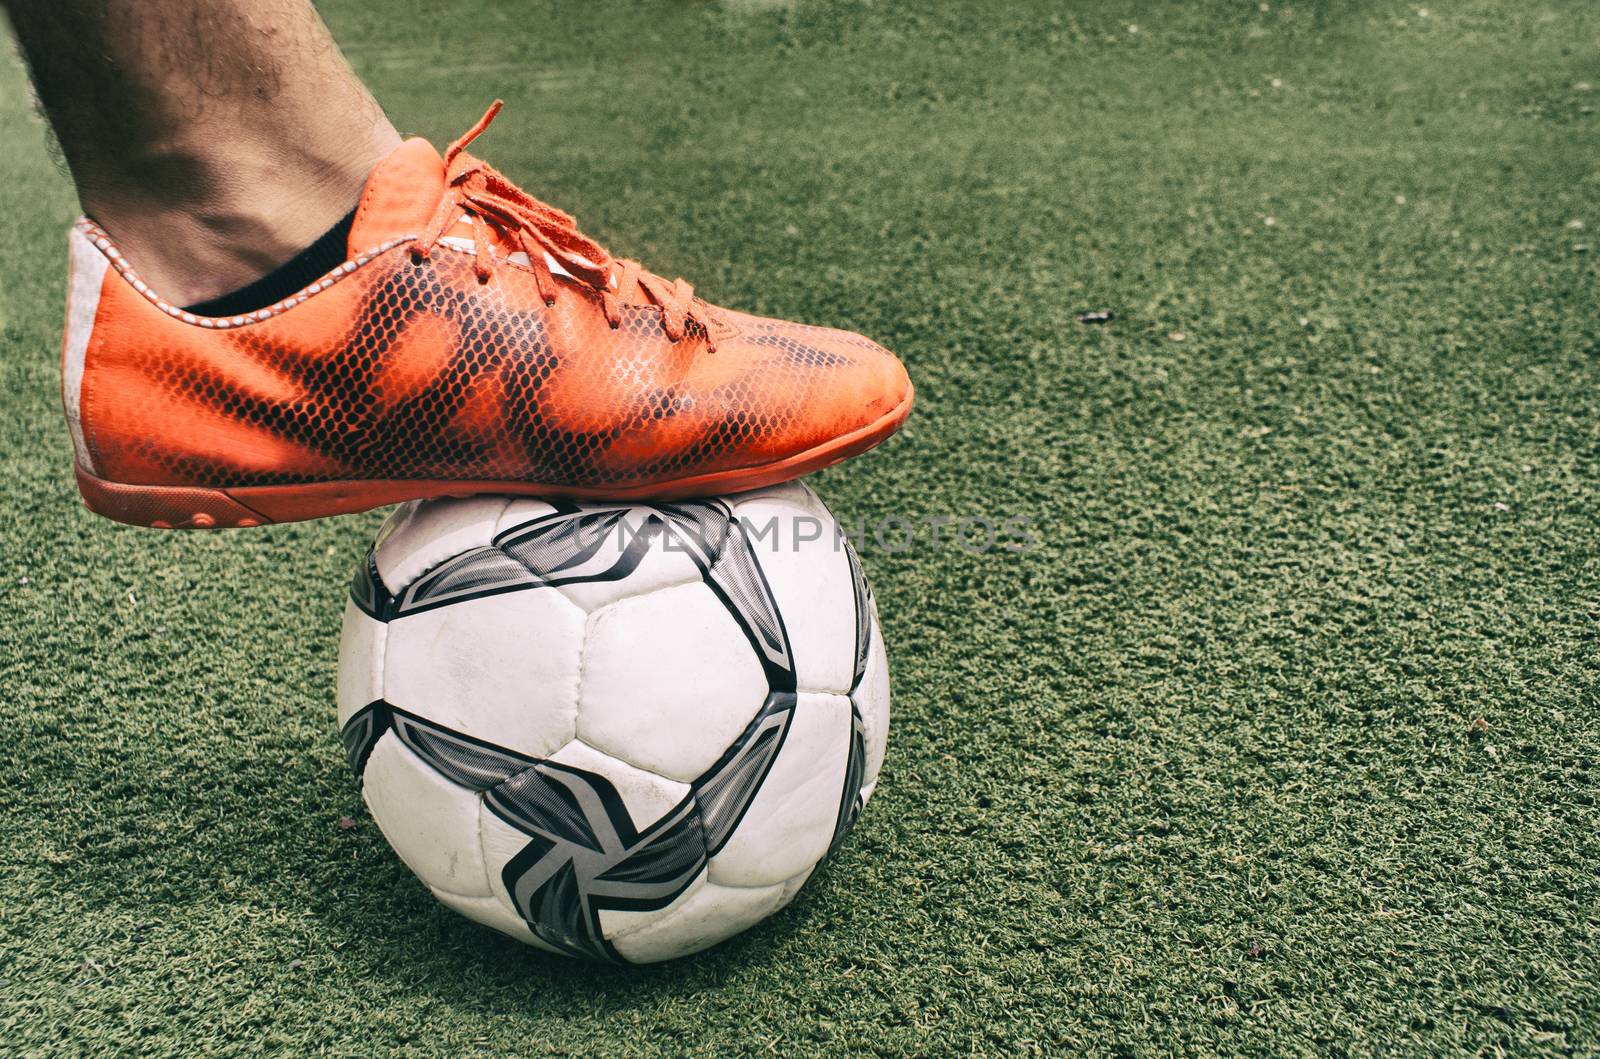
[17,8,911,528]
[2,0,399,305]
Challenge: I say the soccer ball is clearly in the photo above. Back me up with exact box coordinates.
[336,482,889,963]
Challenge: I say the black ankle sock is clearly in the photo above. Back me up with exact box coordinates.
[184,208,357,317]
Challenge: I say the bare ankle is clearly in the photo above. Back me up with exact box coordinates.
[7,0,403,306]
[81,127,398,307]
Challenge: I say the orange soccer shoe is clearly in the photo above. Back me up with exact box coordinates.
[60,103,912,529]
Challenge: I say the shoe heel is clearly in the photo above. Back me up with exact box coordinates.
[74,465,270,529]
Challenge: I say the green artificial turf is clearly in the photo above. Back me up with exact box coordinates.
[3,0,1599,1053]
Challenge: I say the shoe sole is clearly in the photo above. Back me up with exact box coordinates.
[75,385,913,529]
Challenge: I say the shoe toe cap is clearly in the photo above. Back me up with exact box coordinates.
[745,319,902,422]
[728,319,911,456]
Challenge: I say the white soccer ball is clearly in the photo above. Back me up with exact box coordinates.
[336,482,890,963]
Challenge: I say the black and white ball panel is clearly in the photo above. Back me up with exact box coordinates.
[385,590,583,760]
[728,487,859,695]
[708,690,857,888]
[578,581,771,782]
[855,613,891,803]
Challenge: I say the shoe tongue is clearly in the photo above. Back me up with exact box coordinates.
[347,137,448,254]
[347,136,625,292]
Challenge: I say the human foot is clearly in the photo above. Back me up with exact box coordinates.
[60,103,913,528]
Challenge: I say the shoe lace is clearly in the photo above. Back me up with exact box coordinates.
[411,100,715,349]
